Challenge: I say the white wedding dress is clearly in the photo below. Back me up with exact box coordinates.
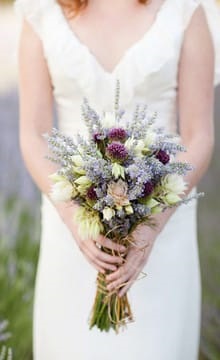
[14,0,220,359]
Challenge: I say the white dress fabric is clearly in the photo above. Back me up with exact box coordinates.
[14,0,220,359]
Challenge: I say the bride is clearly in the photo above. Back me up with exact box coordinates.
[15,0,220,359]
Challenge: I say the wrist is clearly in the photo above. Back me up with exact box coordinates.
[52,199,78,227]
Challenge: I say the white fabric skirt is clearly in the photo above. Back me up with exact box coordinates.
[33,189,201,360]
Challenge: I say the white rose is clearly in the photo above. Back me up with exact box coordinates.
[163,174,187,195]
[50,179,73,202]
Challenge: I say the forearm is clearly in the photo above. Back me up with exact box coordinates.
[150,133,214,237]
[20,133,78,224]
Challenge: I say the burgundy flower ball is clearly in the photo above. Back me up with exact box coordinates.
[142,181,154,198]
[106,142,128,162]
[87,186,97,201]
[108,128,127,142]
[93,132,103,143]
[156,149,170,164]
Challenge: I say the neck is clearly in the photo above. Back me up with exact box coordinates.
[88,0,141,13]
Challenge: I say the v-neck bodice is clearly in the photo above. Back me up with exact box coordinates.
[55,0,171,76]
[15,0,220,135]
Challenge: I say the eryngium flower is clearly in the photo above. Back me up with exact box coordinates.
[87,186,98,200]
[108,128,127,142]
[142,181,154,198]
[106,142,128,162]
[156,149,170,164]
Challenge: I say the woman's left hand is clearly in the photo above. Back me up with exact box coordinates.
[105,225,157,297]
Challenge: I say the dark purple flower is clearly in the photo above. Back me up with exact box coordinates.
[93,132,103,143]
[87,186,97,201]
[106,142,128,162]
[108,128,127,142]
[141,181,154,198]
[156,149,170,164]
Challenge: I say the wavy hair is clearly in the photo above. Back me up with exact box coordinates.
[58,0,149,16]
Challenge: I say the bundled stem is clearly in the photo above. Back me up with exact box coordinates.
[89,271,134,333]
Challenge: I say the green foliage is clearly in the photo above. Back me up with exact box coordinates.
[0,320,13,360]
[0,197,40,360]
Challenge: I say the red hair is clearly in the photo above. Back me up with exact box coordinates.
[58,0,149,16]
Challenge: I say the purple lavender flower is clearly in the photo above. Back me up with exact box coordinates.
[108,128,127,142]
[106,142,128,162]
[87,186,98,201]
[156,149,170,164]
[141,181,154,198]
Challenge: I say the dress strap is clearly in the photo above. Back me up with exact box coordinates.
[14,0,53,38]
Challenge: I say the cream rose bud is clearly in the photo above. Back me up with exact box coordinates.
[71,155,84,167]
[50,179,73,202]
[102,111,116,128]
[125,205,134,215]
[103,207,115,221]
[112,163,125,179]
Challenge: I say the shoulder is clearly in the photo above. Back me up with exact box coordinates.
[14,0,54,38]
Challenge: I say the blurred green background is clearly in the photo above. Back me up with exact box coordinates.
[0,2,220,359]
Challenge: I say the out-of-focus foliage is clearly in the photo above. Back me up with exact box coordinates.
[0,197,40,360]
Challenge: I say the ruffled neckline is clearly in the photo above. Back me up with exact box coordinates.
[54,0,172,76]
[49,0,177,108]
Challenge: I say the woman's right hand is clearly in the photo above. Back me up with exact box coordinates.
[57,202,126,274]
[74,233,127,274]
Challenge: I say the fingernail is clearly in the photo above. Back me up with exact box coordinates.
[120,246,126,251]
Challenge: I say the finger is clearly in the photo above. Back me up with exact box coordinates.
[106,263,132,283]
[97,235,127,253]
[84,253,106,274]
[106,267,130,292]
[85,244,120,271]
[90,241,124,265]
[118,280,133,297]
[116,271,139,297]
[95,258,118,272]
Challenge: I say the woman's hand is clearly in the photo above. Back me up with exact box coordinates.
[105,225,157,297]
[57,202,127,274]
[75,233,127,274]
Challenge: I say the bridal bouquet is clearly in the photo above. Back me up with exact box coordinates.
[44,83,201,333]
